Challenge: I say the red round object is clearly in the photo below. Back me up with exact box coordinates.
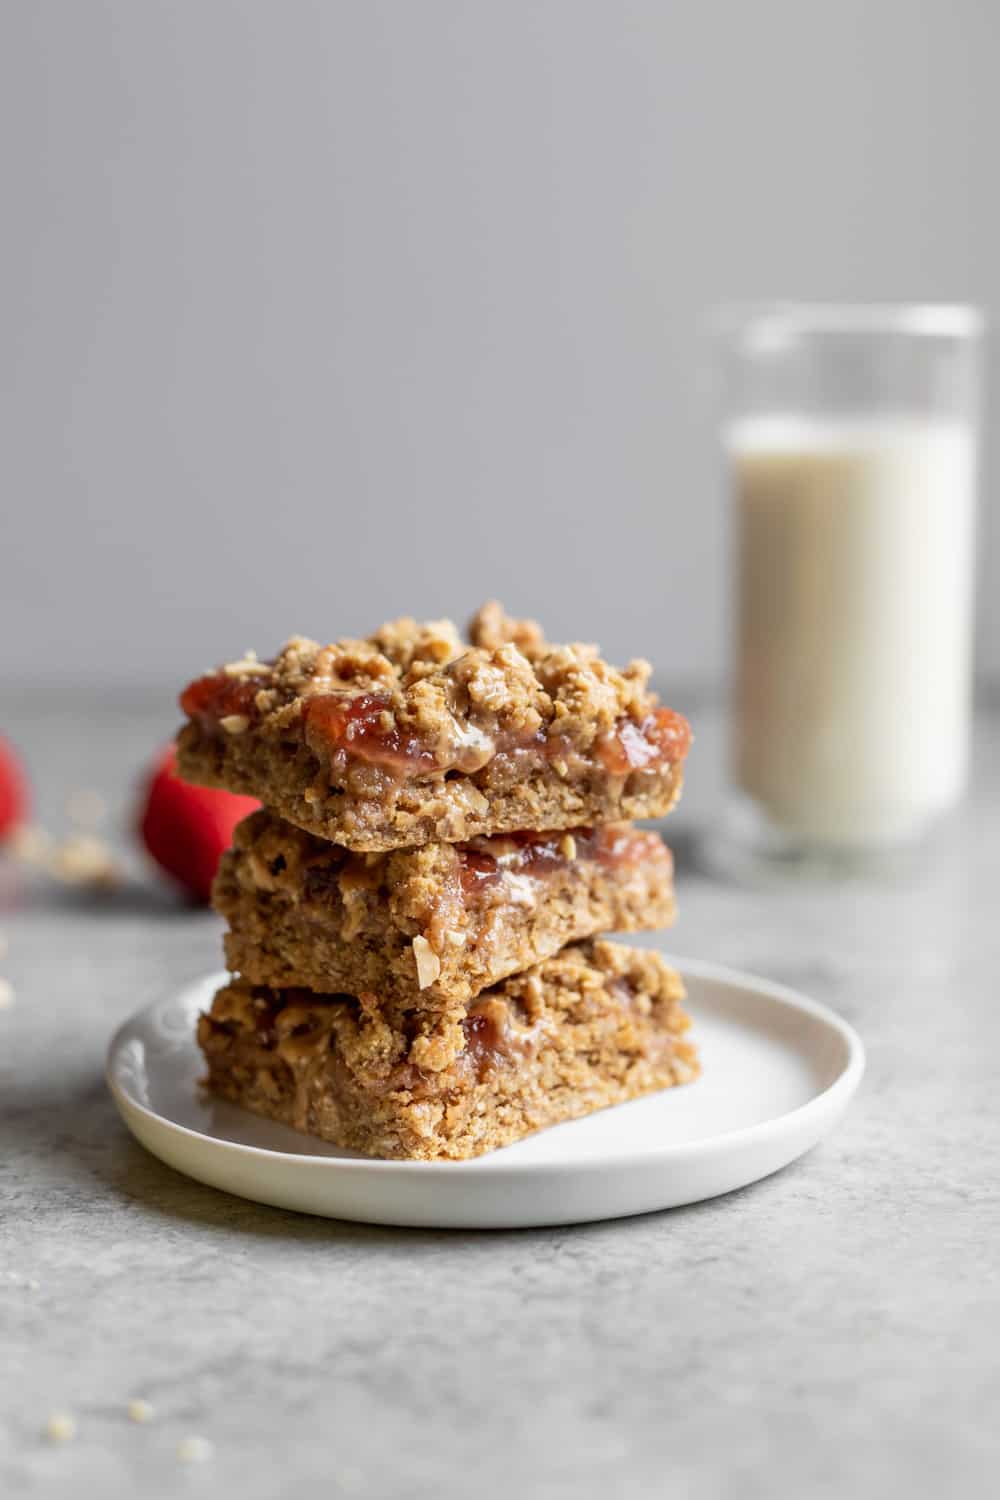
[0,734,31,841]
[138,745,258,903]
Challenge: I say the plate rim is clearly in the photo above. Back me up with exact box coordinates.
[106,956,866,1178]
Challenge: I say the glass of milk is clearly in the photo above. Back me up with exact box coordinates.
[722,304,983,864]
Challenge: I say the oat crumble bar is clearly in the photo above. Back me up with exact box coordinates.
[197,940,699,1161]
[214,809,675,1016]
[176,602,691,852]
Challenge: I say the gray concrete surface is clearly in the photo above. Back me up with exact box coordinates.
[1,695,998,1498]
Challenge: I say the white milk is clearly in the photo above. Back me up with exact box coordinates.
[730,417,976,848]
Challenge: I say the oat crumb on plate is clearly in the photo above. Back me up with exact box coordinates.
[8,824,53,864]
[44,1413,76,1444]
[177,1435,214,1463]
[49,833,120,888]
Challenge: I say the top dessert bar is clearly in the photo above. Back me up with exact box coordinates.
[176,601,691,852]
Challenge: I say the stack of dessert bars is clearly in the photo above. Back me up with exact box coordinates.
[179,603,699,1160]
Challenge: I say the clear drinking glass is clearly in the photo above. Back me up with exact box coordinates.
[720,304,983,865]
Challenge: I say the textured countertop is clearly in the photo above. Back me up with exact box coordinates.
[2,694,998,1499]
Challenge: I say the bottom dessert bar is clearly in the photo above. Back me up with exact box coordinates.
[197,940,699,1161]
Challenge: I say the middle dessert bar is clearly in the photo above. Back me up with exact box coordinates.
[214,808,676,1010]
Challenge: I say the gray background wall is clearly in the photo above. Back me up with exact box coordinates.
[2,0,998,693]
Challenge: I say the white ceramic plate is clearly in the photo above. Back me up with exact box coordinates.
[107,962,864,1229]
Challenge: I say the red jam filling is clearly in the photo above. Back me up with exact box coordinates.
[596,706,691,776]
[184,667,690,786]
[594,824,668,868]
[302,693,440,775]
[462,1009,510,1076]
[456,824,664,898]
[299,700,689,779]
[180,671,267,726]
[457,830,582,897]
[457,849,506,896]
